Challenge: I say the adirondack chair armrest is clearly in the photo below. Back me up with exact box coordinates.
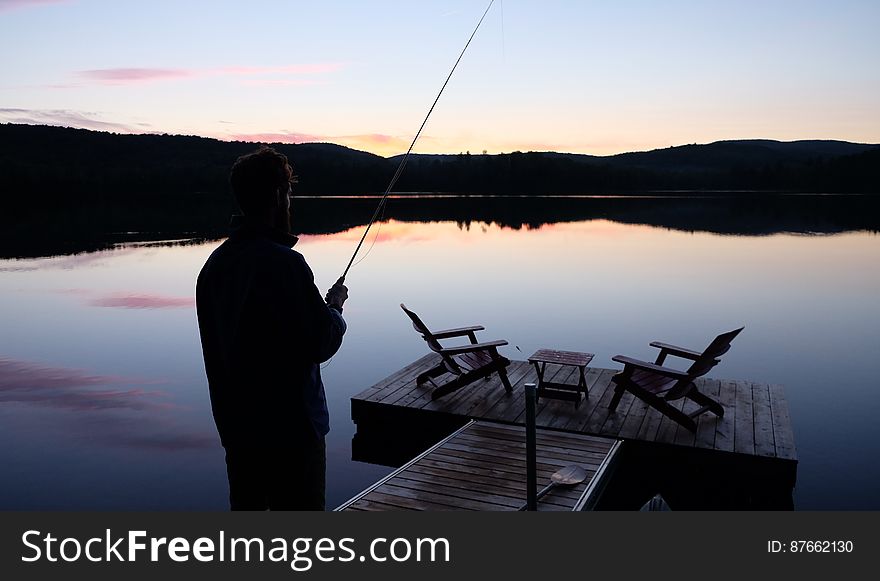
[440,340,508,355]
[649,341,702,360]
[432,325,485,339]
[612,355,690,380]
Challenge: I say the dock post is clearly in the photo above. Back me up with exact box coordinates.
[525,382,537,511]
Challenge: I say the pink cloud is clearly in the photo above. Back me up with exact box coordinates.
[78,68,194,83]
[73,63,344,86]
[87,292,194,310]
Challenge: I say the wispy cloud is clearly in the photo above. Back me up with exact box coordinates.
[77,68,194,83]
[0,0,68,12]
[74,63,344,86]
[0,107,137,133]
[0,357,169,412]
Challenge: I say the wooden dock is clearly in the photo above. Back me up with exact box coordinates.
[351,354,797,463]
[337,421,620,511]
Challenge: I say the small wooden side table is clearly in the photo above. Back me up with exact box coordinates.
[528,349,594,408]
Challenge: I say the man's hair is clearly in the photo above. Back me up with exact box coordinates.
[229,146,294,215]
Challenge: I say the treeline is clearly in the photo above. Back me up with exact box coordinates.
[1,124,878,210]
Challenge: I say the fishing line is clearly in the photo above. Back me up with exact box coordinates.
[339,0,497,282]
[500,0,505,64]
[351,195,388,269]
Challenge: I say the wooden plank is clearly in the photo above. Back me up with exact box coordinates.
[403,464,584,501]
[471,422,616,450]
[420,379,492,413]
[456,426,611,455]
[393,472,575,510]
[576,369,620,435]
[455,428,613,456]
[673,388,699,448]
[693,379,721,450]
[768,384,797,461]
[357,491,466,511]
[479,363,551,424]
[654,396,687,445]
[438,440,605,469]
[532,367,580,425]
[417,358,515,414]
[347,498,417,511]
[408,358,524,413]
[713,379,737,452]
[412,360,521,413]
[636,406,664,442]
[466,361,535,419]
[451,433,611,465]
[467,424,615,455]
[390,357,494,409]
[751,382,776,457]
[354,353,437,401]
[554,366,605,432]
[448,361,533,418]
[427,447,573,475]
[363,355,438,403]
[617,383,650,439]
[414,456,558,482]
[598,382,636,437]
[528,349,594,367]
[734,380,755,455]
[373,482,520,511]
[546,367,604,430]
[519,363,570,421]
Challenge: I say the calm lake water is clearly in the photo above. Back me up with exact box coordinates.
[1,195,878,509]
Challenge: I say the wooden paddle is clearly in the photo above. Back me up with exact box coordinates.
[517,465,589,511]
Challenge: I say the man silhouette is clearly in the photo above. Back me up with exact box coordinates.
[196,146,348,510]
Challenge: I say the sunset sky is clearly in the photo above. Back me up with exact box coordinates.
[1,0,878,156]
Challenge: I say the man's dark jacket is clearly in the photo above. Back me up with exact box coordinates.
[196,222,346,449]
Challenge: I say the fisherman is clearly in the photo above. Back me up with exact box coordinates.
[196,146,348,510]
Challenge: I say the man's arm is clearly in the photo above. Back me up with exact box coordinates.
[283,254,347,364]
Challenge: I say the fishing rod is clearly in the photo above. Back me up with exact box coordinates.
[339,0,496,283]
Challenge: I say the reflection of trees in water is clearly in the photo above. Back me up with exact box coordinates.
[294,195,880,236]
[1,195,878,259]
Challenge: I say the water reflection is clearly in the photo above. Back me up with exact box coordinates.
[2,195,879,259]
[0,196,878,509]
[0,357,168,411]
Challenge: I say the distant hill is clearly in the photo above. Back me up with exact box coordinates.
[602,139,877,172]
[0,124,877,208]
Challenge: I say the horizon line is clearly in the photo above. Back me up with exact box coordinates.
[1,121,878,159]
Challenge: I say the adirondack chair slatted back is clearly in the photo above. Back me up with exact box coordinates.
[668,327,744,400]
[682,327,744,378]
[400,304,444,353]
